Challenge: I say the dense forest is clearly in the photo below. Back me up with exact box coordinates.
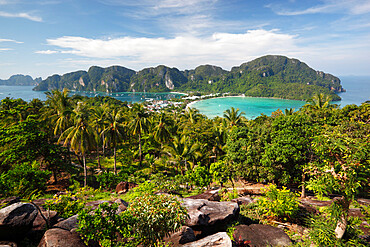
[0,91,369,246]
[33,55,343,101]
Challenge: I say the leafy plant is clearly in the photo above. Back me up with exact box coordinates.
[126,194,188,246]
[77,202,137,247]
[257,184,300,221]
[0,161,51,198]
[219,188,239,201]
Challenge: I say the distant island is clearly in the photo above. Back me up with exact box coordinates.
[0,74,41,86]
[33,55,344,101]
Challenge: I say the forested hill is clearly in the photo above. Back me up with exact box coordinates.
[0,74,41,86]
[33,55,344,100]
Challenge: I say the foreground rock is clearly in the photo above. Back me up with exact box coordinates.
[182,198,239,236]
[164,226,196,246]
[233,224,292,247]
[231,196,254,205]
[115,182,138,194]
[32,210,59,231]
[0,202,38,240]
[181,232,232,247]
[38,228,86,247]
[186,190,221,201]
[54,215,78,231]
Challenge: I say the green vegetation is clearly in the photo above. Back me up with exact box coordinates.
[33,55,343,101]
[0,89,368,246]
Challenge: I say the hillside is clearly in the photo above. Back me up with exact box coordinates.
[0,74,41,86]
[33,55,344,100]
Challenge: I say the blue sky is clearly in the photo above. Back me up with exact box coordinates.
[1,0,370,79]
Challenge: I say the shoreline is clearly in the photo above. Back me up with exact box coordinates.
[186,94,307,109]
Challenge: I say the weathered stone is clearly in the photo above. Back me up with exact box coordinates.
[32,210,59,231]
[38,228,86,247]
[181,232,232,247]
[233,224,292,247]
[0,241,17,247]
[186,190,221,201]
[182,198,239,235]
[114,199,129,213]
[0,197,20,208]
[85,200,112,210]
[54,215,78,231]
[0,202,38,240]
[115,182,138,194]
[231,196,254,205]
[164,226,196,246]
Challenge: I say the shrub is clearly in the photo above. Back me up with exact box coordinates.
[257,184,299,221]
[96,171,121,190]
[77,203,137,247]
[43,187,97,218]
[219,188,239,201]
[0,161,51,198]
[127,194,188,246]
[185,166,212,189]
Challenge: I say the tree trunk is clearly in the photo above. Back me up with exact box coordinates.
[334,197,350,239]
[83,154,87,187]
[97,127,101,170]
[114,147,117,175]
[301,172,306,198]
[139,132,142,166]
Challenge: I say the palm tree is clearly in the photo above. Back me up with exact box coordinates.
[90,104,108,169]
[59,102,96,187]
[101,108,125,175]
[153,112,172,146]
[44,88,75,136]
[129,104,150,165]
[223,107,245,127]
[164,134,201,174]
[307,93,332,109]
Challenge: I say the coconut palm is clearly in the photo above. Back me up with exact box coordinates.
[101,108,125,175]
[44,88,75,136]
[89,104,109,169]
[129,104,150,165]
[59,102,96,187]
[307,93,332,109]
[223,107,245,127]
[153,112,172,146]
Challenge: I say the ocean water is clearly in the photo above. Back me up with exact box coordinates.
[0,86,183,102]
[191,76,370,119]
[0,76,369,118]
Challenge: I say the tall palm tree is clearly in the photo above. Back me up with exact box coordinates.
[44,88,75,136]
[130,104,150,165]
[153,112,172,146]
[90,104,108,169]
[223,107,245,127]
[101,108,125,175]
[59,102,96,187]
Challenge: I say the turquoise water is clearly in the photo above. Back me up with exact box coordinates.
[191,97,305,119]
[0,76,369,119]
[191,76,370,119]
[0,86,183,102]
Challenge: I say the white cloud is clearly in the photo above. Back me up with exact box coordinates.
[35,50,59,54]
[0,11,42,22]
[270,0,370,16]
[0,38,23,43]
[0,48,12,51]
[44,29,298,70]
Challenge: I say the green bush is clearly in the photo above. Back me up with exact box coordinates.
[77,203,137,247]
[96,171,121,190]
[43,187,96,218]
[127,194,188,246]
[0,162,51,198]
[257,184,300,221]
[185,166,212,188]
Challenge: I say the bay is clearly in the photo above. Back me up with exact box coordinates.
[191,76,370,119]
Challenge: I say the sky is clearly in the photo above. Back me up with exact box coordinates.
[0,0,370,80]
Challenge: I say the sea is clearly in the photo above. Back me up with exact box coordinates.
[0,76,369,119]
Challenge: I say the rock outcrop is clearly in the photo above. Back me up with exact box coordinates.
[0,202,38,240]
[233,224,292,247]
[182,198,239,236]
[38,228,87,247]
[181,232,232,247]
